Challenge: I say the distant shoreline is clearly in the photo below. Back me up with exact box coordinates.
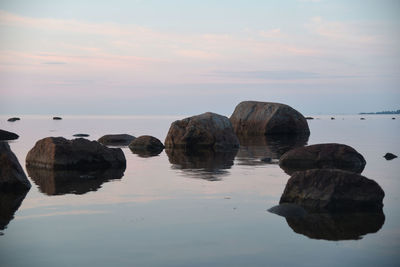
[359,110,400,115]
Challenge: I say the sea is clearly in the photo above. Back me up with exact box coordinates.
[0,114,399,267]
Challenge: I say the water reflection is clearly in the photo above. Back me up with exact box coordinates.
[130,149,163,158]
[0,190,29,231]
[269,204,385,241]
[26,167,125,195]
[236,134,309,166]
[166,148,238,181]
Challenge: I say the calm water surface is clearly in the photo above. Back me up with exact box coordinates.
[0,114,399,267]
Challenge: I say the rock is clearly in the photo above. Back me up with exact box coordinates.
[261,157,272,163]
[0,129,19,141]
[236,134,308,166]
[0,191,29,230]
[7,117,20,122]
[383,153,397,160]
[279,169,385,212]
[279,143,366,174]
[229,101,310,136]
[165,112,239,151]
[129,135,164,155]
[392,118,396,120]
[27,166,125,195]
[73,133,89,137]
[53,117,62,120]
[360,118,365,120]
[98,134,136,146]
[331,117,335,120]
[269,204,384,241]
[166,148,237,181]
[26,137,126,170]
[305,117,314,120]
[0,142,31,191]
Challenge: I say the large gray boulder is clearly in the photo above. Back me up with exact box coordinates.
[98,134,136,146]
[0,142,31,191]
[229,101,309,136]
[279,169,384,212]
[279,143,366,174]
[165,112,239,151]
[0,129,19,141]
[26,137,126,170]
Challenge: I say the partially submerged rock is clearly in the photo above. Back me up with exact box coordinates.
[165,112,239,151]
[53,117,62,120]
[0,142,31,191]
[98,134,136,146]
[26,137,126,170]
[229,101,310,136]
[73,133,89,137]
[0,129,19,141]
[305,117,314,120]
[384,153,397,160]
[129,135,164,156]
[7,117,20,122]
[279,169,384,212]
[27,166,125,195]
[279,143,366,174]
[269,204,385,241]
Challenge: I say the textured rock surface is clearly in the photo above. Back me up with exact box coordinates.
[26,137,126,170]
[0,129,19,141]
[0,142,31,191]
[279,169,384,212]
[229,101,310,135]
[279,143,366,174]
[129,135,164,154]
[98,134,136,146]
[269,204,384,240]
[165,112,239,151]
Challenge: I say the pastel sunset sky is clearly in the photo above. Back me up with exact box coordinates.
[0,0,399,115]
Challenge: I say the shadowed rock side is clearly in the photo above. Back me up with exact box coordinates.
[279,143,366,175]
[165,112,239,151]
[268,204,385,241]
[26,137,126,170]
[0,142,31,191]
[26,166,125,195]
[129,135,164,157]
[236,134,308,166]
[280,169,385,212]
[166,148,238,181]
[0,130,19,141]
[98,134,136,146]
[229,101,310,136]
[0,191,29,231]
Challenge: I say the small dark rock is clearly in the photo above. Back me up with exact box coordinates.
[73,133,89,137]
[7,117,20,122]
[360,118,365,120]
[392,118,396,120]
[331,117,335,120]
[305,117,314,120]
[129,135,164,155]
[260,157,272,163]
[0,129,19,141]
[53,117,62,120]
[98,134,136,146]
[384,153,397,160]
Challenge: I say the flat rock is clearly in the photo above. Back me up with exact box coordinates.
[0,142,31,191]
[279,169,384,212]
[26,137,126,170]
[384,153,397,160]
[0,129,19,141]
[229,101,310,135]
[98,134,136,146]
[7,117,20,122]
[165,112,239,151]
[129,135,164,155]
[73,133,89,137]
[279,143,366,174]
[53,117,62,120]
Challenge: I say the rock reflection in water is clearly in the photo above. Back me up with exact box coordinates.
[130,150,163,158]
[0,190,28,231]
[26,167,125,195]
[269,204,385,241]
[236,134,308,166]
[166,149,238,181]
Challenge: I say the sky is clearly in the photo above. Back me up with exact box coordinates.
[0,0,399,115]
